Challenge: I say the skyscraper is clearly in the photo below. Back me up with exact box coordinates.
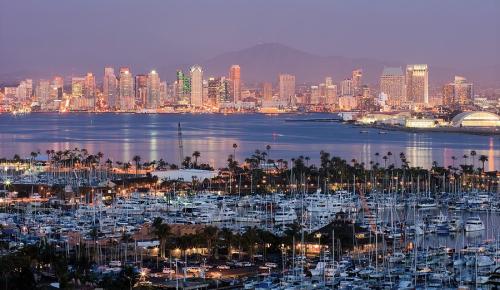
[16,79,33,103]
[119,67,134,111]
[146,70,160,109]
[190,65,203,107]
[71,77,85,110]
[442,76,473,106]
[279,74,295,105]
[229,65,241,103]
[135,74,148,109]
[52,76,64,100]
[340,79,353,96]
[262,82,273,102]
[352,69,363,95]
[84,72,96,110]
[176,70,191,105]
[406,64,429,104]
[380,67,405,107]
[103,67,118,110]
[36,79,51,108]
[326,85,337,105]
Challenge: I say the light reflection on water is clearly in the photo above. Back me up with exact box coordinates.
[0,113,497,169]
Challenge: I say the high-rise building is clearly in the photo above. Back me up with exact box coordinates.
[262,82,273,101]
[190,65,203,107]
[52,76,64,99]
[326,85,337,105]
[340,79,353,96]
[71,77,85,110]
[380,67,405,107]
[310,85,320,105]
[406,64,429,104]
[279,74,295,105]
[36,80,51,106]
[119,67,134,111]
[146,70,160,109]
[16,79,33,103]
[325,77,333,87]
[84,72,96,110]
[352,69,363,95]
[159,81,168,106]
[442,76,473,106]
[175,70,191,105]
[135,74,148,109]
[103,67,118,109]
[229,65,241,103]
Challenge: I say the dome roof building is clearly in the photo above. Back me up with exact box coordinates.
[450,111,500,127]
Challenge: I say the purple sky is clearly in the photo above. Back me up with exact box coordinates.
[1,0,499,79]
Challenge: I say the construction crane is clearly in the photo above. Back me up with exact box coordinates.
[177,122,184,167]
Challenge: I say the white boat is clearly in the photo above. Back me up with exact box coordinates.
[464,216,485,232]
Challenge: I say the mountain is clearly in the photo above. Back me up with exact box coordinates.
[200,43,499,87]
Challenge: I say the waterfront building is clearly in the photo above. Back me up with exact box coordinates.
[36,79,51,109]
[442,76,473,107]
[135,74,148,109]
[103,67,118,110]
[71,77,85,110]
[405,118,437,128]
[262,82,273,102]
[52,76,64,100]
[352,69,363,95]
[310,85,320,105]
[380,67,405,107]
[450,111,500,127]
[146,70,160,109]
[340,78,353,97]
[406,64,429,104]
[326,85,337,105]
[16,79,33,104]
[190,65,203,107]
[229,65,241,103]
[159,81,168,107]
[119,67,134,111]
[176,70,191,105]
[338,95,357,110]
[84,73,96,110]
[279,74,295,105]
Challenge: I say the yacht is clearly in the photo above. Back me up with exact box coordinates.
[464,216,485,232]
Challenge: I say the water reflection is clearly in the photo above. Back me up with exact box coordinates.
[0,113,497,169]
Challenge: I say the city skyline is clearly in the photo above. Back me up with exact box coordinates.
[1,1,499,84]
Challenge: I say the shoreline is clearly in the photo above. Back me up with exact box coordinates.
[354,123,500,137]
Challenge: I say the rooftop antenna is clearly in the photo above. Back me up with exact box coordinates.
[177,122,184,167]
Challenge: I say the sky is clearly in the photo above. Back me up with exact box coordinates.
[0,0,499,79]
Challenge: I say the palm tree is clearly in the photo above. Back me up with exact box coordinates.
[152,217,171,258]
[382,156,388,169]
[192,151,201,168]
[478,155,488,172]
[451,156,457,168]
[232,143,238,160]
[470,150,477,170]
[132,155,141,176]
[462,154,468,167]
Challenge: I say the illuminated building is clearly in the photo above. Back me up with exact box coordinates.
[103,67,118,109]
[279,74,295,105]
[406,64,429,104]
[159,81,167,106]
[340,79,353,97]
[146,70,160,109]
[190,65,203,107]
[71,77,85,110]
[405,118,437,128]
[84,73,96,110]
[229,65,241,103]
[325,77,333,87]
[352,69,363,95]
[310,85,320,105]
[450,111,500,127]
[338,95,357,110]
[119,67,134,111]
[176,70,190,105]
[442,76,473,106]
[52,76,64,99]
[135,74,148,109]
[326,85,337,105]
[16,79,33,104]
[36,79,51,108]
[262,82,273,102]
[380,67,405,107]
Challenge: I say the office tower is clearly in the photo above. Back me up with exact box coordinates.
[380,67,405,107]
[442,76,473,106]
[279,74,296,105]
[352,69,363,95]
[36,80,51,106]
[202,80,208,104]
[118,67,134,111]
[262,82,273,102]
[325,77,333,87]
[190,65,203,107]
[16,79,33,103]
[176,70,190,105]
[52,76,64,99]
[146,70,160,109]
[84,73,96,110]
[310,85,320,104]
[326,85,337,105]
[406,64,429,104]
[207,77,221,106]
[135,74,148,109]
[340,79,353,96]
[229,65,241,103]
[159,81,168,106]
[71,77,85,110]
[103,67,118,109]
